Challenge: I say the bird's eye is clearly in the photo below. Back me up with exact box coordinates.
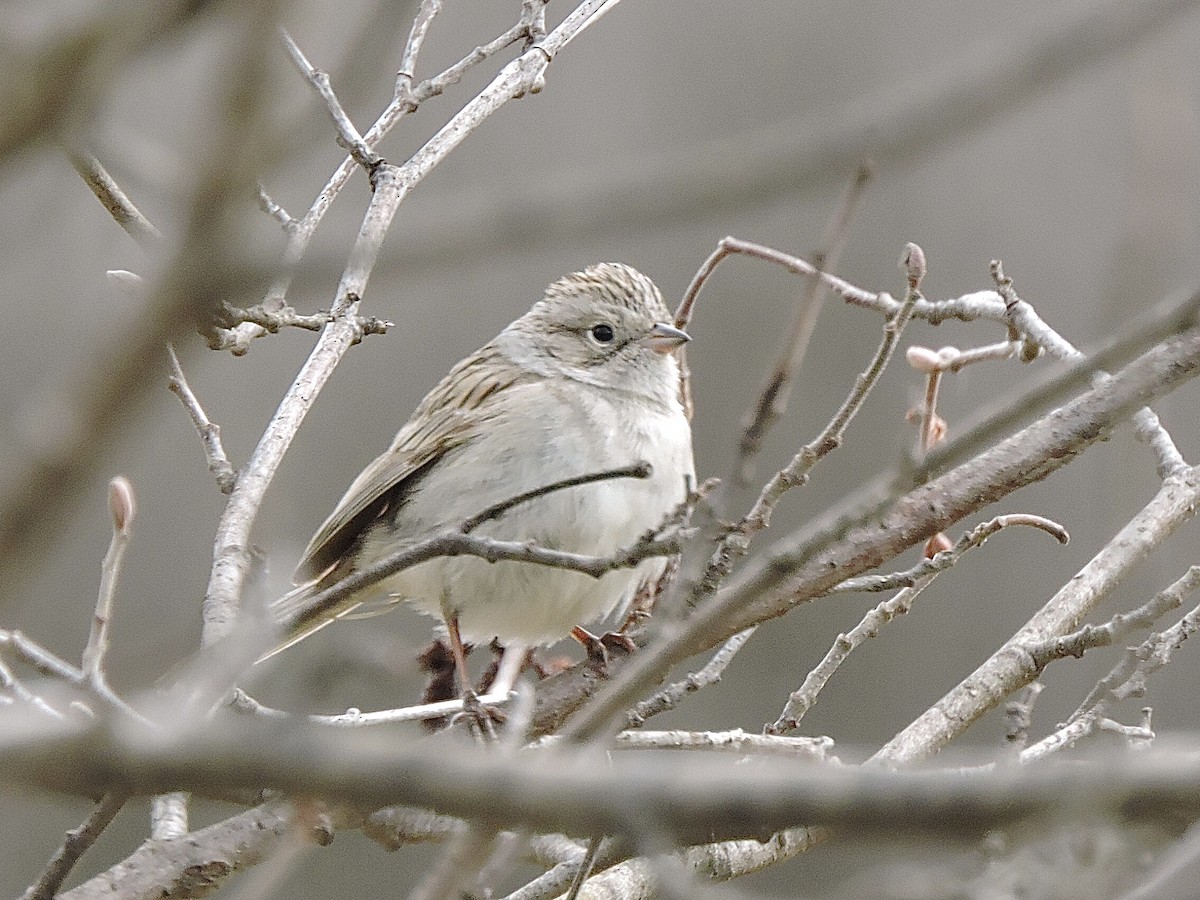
[590,323,615,344]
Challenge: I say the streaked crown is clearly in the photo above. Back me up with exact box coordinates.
[543,262,670,322]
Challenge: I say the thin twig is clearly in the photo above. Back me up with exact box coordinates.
[215,301,392,337]
[564,834,603,900]
[769,581,933,735]
[232,686,519,725]
[535,729,835,760]
[257,185,294,231]
[80,477,136,694]
[167,346,237,494]
[1132,404,1190,479]
[990,259,1189,479]
[0,629,146,724]
[693,242,927,605]
[240,0,564,355]
[0,0,287,585]
[1020,571,1200,764]
[0,630,81,682]
[878,462,1200,764]
[624,627,755,728]
[747,283,1200,628]
[460,463,651,533]
[21,793,126,900]
[358,0,1200,281]
[1025,565,1200,672]
[66,149,162,246]
[503,839,622,900]
[0,655,64,720]
[733,162,874,486]
[1092,570,1200,708]
[204,0,630,647]
[554,334,1200,747]
[281,28,379,169]
[283,524,683,641]
[829,514,1068,595]
[396,0,443,93]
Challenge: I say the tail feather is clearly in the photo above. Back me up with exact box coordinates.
[257,580,365,663]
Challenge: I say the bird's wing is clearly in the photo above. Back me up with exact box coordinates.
[295,342,529,582]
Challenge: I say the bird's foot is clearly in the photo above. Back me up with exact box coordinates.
[572,626,637,675]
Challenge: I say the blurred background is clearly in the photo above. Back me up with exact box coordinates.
[2,0,1200,895]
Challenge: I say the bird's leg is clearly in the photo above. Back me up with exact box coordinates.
[445,614,473,698]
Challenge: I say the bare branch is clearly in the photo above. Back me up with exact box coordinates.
[830,514,1069,595]
[460,463,651,533]
[1132,404,1190,479]
[256,185,295,231]
[62,801,297,900]
[232,686,520,726]
[536,729,835,760]
[396,0,443,92]
[552,330,1200,744]
[66,149,161,246]
[81,477,136,692]
[504,839,623,900]
[283,522,682,644]
[250,0,602,354]
[166,346,237,494]
[0,629,146,724]
[692,242,925,608]
[770,516,1067,735]
[0,654,64,720]
[10,719,1200,844]
[389,0,1200,278]
[281,28,379,170]
[623,628,755,728]
[770,581,934,736]
[1025,565,1200,672]
[733,163,874,485]
[21,793,126,900]
[204,0,634,646]
[878,467,1200,764]
[0,0,288,607]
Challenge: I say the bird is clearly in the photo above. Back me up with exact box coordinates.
[267,263,695,694]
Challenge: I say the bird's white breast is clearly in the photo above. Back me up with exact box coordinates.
[359,377,693,645]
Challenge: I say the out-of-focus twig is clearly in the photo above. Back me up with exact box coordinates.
[732,162,874,487]
[21,792,127,900]
[66,150,161,246]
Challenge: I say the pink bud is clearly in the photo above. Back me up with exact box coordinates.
[108,476,136,534]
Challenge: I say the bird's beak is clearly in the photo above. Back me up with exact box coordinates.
[640,322,691,354]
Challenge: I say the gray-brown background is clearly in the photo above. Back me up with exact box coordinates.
[3,0,1199,895]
